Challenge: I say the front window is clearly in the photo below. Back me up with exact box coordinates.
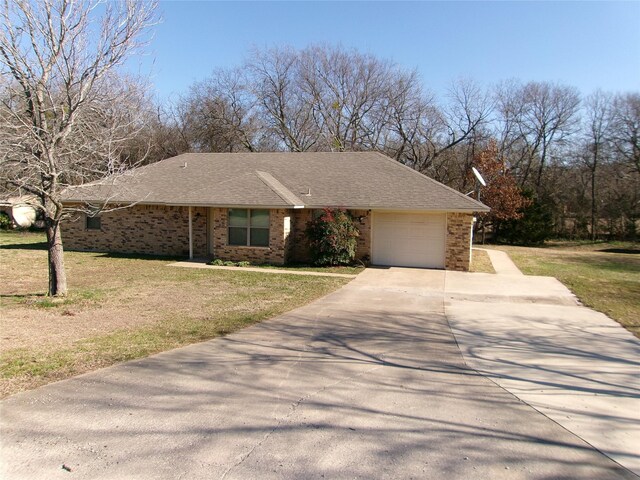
[86,215,101,230]
[228,209,269,247]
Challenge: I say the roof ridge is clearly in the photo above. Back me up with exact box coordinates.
[372,151,488,210]
[256,171,304,207]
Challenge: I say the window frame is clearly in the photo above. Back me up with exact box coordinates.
[228,208,270,247]
[85,215,101,231]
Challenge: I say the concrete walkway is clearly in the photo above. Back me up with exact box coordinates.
[1,268,635,479]
[168,260,358,278]
[447,252,640,475]
[475,248,523,275]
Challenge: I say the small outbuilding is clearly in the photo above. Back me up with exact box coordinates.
[61,152,488,271]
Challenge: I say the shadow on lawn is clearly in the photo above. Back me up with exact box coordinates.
[93,251,183,261]
[0,241,183,261]
[0,241,48,250]
[598,248,640,255]
[0,293,47,299]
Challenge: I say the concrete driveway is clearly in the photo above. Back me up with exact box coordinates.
[1,267,637,479]
[445,267,640,476]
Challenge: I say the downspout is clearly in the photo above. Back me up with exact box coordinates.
[470,216,476,268]
[188,206,193,260]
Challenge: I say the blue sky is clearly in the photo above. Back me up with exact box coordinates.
[129,1,640,103]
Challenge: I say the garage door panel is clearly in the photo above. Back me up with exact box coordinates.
[372,213,446,269]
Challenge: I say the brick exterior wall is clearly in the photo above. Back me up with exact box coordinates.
[290,208,313,263]
[445,212,474,271]
[289,209,372,264]
[62,203,472,270]
[210,208,292,265]
[62,204,207,257]
[352,209,372,262]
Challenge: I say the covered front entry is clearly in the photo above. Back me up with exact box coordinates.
[372,212,446,268]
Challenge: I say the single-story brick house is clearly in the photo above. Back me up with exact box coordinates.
[62,152,489,271]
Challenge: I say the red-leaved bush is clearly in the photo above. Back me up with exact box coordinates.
[305,208,359,266]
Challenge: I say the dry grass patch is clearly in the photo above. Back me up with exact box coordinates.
[470,248,496,274]
[492,242,640,338]
[0,231,351,397]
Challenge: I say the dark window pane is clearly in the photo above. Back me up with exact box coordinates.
[250,228,269,247]
[228,227,247,245]
[86,216,101,230]
[228,209,248,227]
[250,209,269,228]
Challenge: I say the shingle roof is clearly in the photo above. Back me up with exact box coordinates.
[63,152,489,212]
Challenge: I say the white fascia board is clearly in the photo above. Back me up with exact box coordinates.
[367,207,484,214]
[304,205,485,213]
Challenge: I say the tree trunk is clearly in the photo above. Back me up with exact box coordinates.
[590,142,598,243]
[46,220,67,297]
[591,167,597,242]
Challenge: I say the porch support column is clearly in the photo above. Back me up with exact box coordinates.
[188,206,193,260]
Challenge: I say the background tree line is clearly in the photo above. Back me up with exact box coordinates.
[0,0,635,298]
[3,36,638,247]
[130,45,638,243]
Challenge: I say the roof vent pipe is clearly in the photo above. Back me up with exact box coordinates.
[181,162,188,168]
[304,188,311,196]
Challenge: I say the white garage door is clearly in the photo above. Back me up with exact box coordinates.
[372,212,446,269]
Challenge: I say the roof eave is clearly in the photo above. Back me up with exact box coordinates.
[62,199,490,213]
[304,204,490,213]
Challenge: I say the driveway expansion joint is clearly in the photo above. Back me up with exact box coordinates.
[444,306,640,479]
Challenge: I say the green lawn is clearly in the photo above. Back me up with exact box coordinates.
[0,231,351,397]
[492,242,640,338]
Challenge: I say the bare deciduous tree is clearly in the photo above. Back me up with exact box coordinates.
[611,93,640,175]
[247,47,320,152]
[298,45,395,152]
[138,103,191,164]
[392,77,492,189]
[0,0,158,296]
[181,68,259,153]
[582,90,613,240]
[121,43,639,242]
[495,81,581,189]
